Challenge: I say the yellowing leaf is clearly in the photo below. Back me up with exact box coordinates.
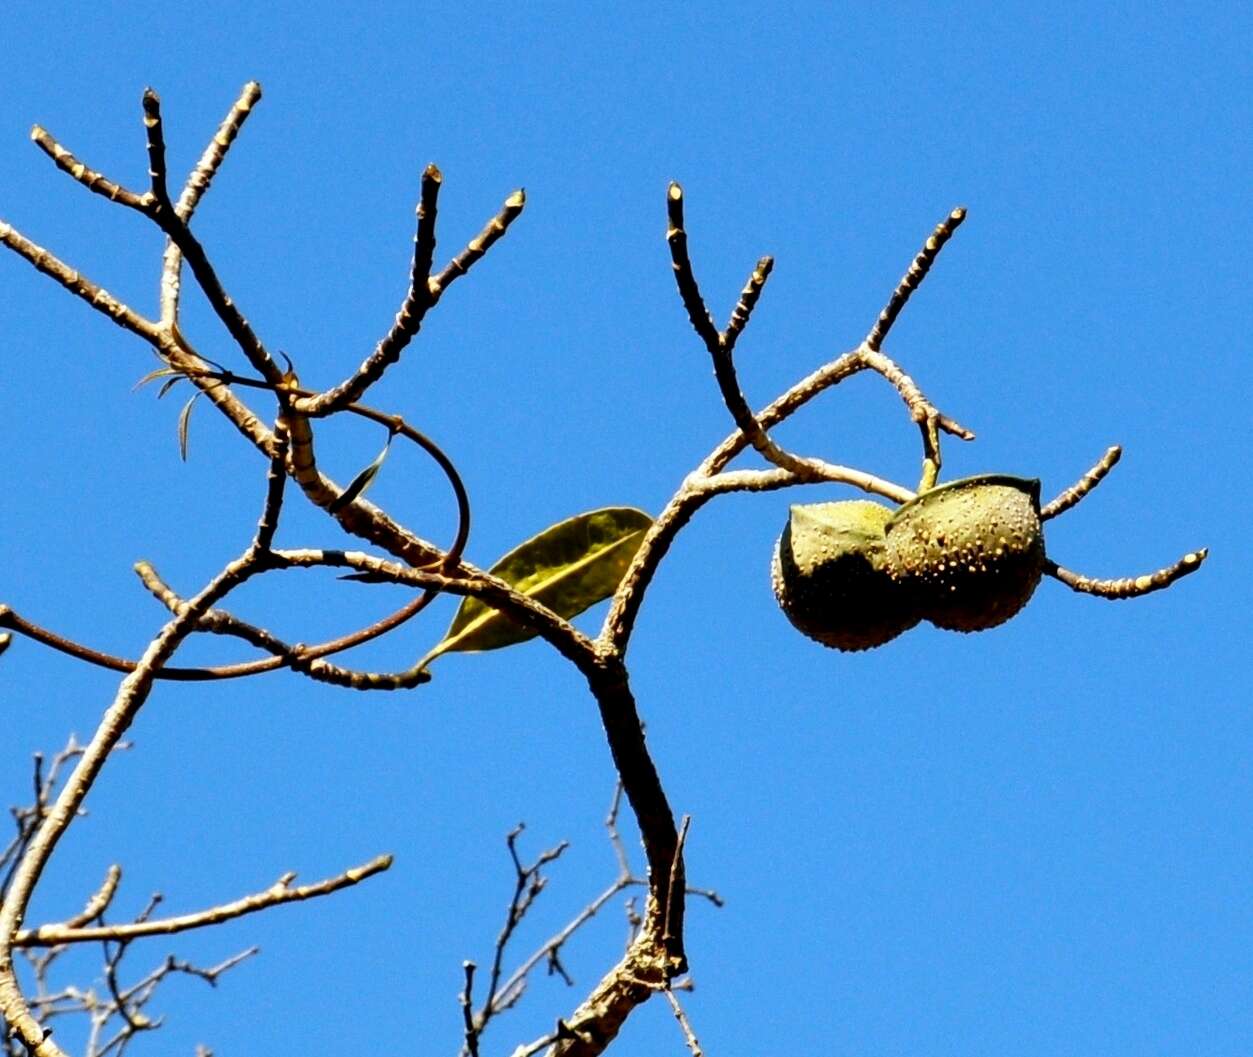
[420,506,651,665]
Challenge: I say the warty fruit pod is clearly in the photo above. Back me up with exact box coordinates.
[884,474,1044,632]
[772,500,921,651]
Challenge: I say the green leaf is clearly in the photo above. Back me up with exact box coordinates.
[327,433,394,514]
[420,506,652,665]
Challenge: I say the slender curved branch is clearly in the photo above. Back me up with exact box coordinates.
[666,182,820,480]
[62,865,123,930]
[13,855,391,948]
[606,195,978,657]
[141,91,287,388]
[135,562,433,690]
[268,549,598,674]
[0,596,432,684]
[699,464,914,504]
[1045,549,1207,598]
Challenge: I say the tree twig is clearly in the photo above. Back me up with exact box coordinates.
[14,855,391,948]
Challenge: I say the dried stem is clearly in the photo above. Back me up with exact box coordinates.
[14,855,392,948]
[293,177,525,416]
[667,182,845,485]
[0,221,158,341]
[865,206,967,351]
[1042,445,1122,520]
[162,81,263,324]
[62,865,123,929]
[1045,549,1207,599]
[663,987,704,1057]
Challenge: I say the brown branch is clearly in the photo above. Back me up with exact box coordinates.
[0,597,431,685]
[90,946,258,1057]
[254,421,290,551]
[28,126,149,211]
[601,348,939,654]
[432,188,527,296]
[461,962,480,1057]
[480,828,570,1022]
[14,855,391,948]
[0,221,158,341]
[697,466,914,504]
[544,932,668,1057]
[267,548,598,674]
[1045,549,1207,599]
[293,177,525,416]
[18,97,278,459]
[62,865,123,930]
[667,183,813,481]
[140,89,173,213]
[1041,445,1122,521]
[610,191,976,659]
[133,561,433,690]
[136,92,286,387]
[161,81,263,323]
[664,183,721,350]
[287,165,446,416]
[30,92,282,388]
[864,206,967,351]
[661,816,690,949]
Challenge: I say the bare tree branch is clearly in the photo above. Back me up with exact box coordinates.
[1045,549,1207,599]
[1042,445,1122,520]
[14,856,392,948]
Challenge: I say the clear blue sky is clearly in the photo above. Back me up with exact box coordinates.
[1,4,1249,1055]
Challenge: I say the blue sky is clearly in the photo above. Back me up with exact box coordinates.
[1,4,1249,1055]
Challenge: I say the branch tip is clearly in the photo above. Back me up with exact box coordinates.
[1046,548,1207,600]
[1042,443,1124,520]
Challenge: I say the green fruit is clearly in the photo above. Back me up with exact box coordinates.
[884,474,1044,632]
[772,500,921,651]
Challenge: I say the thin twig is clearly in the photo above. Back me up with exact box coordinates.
[664,987,705,1057]
[461,962,479,1057]
[0,221,158,341]
[480,827,570,1023]
[162,81,263,323]
[1045,549,1207,599]
[134,93,285,386]
[661,816,690,948]
[1041,445,1122,520]
[61,866,123,929]
[865,206,967,351]
[293,177,525,416]
[28,126,148,211]
[15,855,392,948]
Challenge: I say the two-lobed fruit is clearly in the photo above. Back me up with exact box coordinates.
[772,475,1046,648]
